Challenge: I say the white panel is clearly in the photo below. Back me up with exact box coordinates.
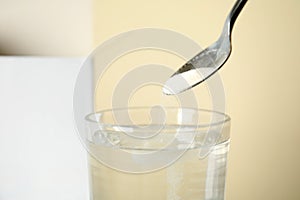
[0,57,90,200]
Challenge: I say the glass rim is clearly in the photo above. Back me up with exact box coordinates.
[85,106,230,129]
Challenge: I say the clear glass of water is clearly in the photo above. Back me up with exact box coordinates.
[83,107,230,200]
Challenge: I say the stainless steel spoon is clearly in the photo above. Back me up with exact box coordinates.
[163,0,248,95]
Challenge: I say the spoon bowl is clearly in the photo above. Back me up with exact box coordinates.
[163,0,248,95]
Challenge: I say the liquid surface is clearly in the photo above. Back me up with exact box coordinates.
[88,140,229,200]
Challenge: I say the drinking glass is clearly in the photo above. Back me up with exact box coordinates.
[83,106,230,200]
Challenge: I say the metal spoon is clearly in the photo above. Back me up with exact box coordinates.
[163,0,248,95]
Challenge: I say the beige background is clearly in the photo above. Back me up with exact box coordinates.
[1,0,300,199]
[94,0,300,200]
[0,0,93,56]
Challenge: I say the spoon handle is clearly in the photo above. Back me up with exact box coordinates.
[228,0,248,32]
